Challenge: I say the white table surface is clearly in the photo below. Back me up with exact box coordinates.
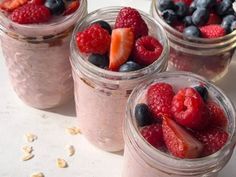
[0,0,235,176]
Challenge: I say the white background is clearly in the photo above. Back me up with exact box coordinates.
[0,0,235,176]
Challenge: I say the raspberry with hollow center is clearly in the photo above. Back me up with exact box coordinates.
[200,25,226,39]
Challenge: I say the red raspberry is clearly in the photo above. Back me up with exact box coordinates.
[206,101,228,129]
[206,13,221,25]
[171,87,209,130]
[76,24,111,55]
[173,0,193,6]
[200,25,226,39]
[173,21,185,33]
[133,36,163,66]
[147,83,175,119]
[140,124,165,149]
[10,3,51,24]
[114,7,148,39]
[194,127,228,157]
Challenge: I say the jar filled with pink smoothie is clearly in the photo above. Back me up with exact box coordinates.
[70,6,169,152]
[0,0,87,109]
[123,71,236,177]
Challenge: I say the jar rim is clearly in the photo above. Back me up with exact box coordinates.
[70,6,169,83]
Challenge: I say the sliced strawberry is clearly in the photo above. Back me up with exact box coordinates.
[162,117,203,158]
[0,0,28,12]
[64,0,80,16]
[206,13,221,25]
[109,28,134,70]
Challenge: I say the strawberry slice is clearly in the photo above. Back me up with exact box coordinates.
[64,0,80,16]
[109,28,134,70]
[162,117,203,158]
[0,0,28,11]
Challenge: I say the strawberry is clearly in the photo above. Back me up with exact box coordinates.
[147,83,175,119]
[194,127,228,156]
[109,28,134,70]
[10,3,51,24]
[0,0,28,12]
[114,7,148,39]
[173,0,193,6]
[200,25,226,38]
[64,0,80,16]
[206,101,228,129]
[140,124,165,150]
[206,13,221,25]
[162,116,203,158]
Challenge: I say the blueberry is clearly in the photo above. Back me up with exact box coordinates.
[135,103,152,127]
[196,0,217,9]
[119,61,142,72]
[192,8,209,26]
[183,16,193,26]
[183,26,201,37]
[162,9,177,24]
[93,20,112,34]
[158,0,175,11]
[230,21,236,32]
[44,0,65,15]
[221,15,236,33]
[194,85,208,102]
[189,0,197,14]
[88,54,108,68]
[175,2,188,18]
[216,0,232,16]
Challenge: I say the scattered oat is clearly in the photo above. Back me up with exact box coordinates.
[56,158,68,168]
[24,133,38,143]
[22,153,34,161]
[30,172,44,177]
[22,145,33,153]
[66,127,81,135]
[66,145,75,156]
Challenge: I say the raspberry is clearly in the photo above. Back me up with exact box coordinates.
[200,25,226,38]
[10,3,51,24]
[114,7,148,39]
[147,83,175,119]
[194,127,228,157]
[206,13,221,25]
[171,87,209,130]
[133,36,163,66]
[76,24,111,55]
[173,21,185,32]
[140,124,165,149]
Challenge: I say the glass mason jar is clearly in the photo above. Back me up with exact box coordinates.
[151,0,236,81]
[70,6,169,152]
[123,71,236,177]
[0,0,87,109]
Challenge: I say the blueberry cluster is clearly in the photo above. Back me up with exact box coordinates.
[158,0,236,37]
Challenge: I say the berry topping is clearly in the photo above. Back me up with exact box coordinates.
[109,28,134,70]
[175,2,189,18]
[174,0,193,6]
[196,0,217,9]
[147,83,175,119]
[119,61,142,72]
[192,8,209,26]
[88,54,109,69]
[44,0,65,15]
[200,24,226,38]
[140,124,165,149]
[135,103,153,127]
[114,7,148,39]
[76,24,111,55]
[231,21,236,32]
[221,15,236,33]
[194,85,208,101]
[216,0,232,16]
[207,13,221,25]
[63,0,80,16]
[0,0,28,12]
[173,21,185,32]
[162,9,177,24]
[29,0,45,5]
[133,36,163,66]
[158,0,176,11]
[183,25,201,37]
[162,117,203,158]
[93,20,112,34]
[194,127,228,156]
[10,3,51,24]
[183,16,193,26]
[171,87,209,129]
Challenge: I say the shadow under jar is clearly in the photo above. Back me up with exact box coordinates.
[151,0,236,81]
[70,6,169,152]
[0,0,87,109]
[123,71,236,177]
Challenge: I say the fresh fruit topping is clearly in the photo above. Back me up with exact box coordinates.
[196,0,216,9]
[147,83,175,119]
[0,0,28,12]
[174,0,193,6]
[175,2,188,18]
[119,61,142,72]
[192,8,209,26]
[221,15,236,33]
[135,103,153,127]
[231,21,236,32]
[173,21,185,32]
[194,85,208,101]
[200,24,226,38]
[171,87,208,129]
[216,0,232,16]
[183,16,193,26]
[44,0,65,15]
[29,0,45,5]
[162,9,177,24]
[76,24,111,55]
[162,116,203,158]
[189,0,197,14]
[114,7,148,39]
[206,101,228,129]
[183,25,201,37]
[93,20,112,34]
[133,36,163,66]
[194,127,228,156]
[109,28,134,70]
[207,13,221,25]
[140,124,165,149]
[88,54,109,69]
[63,0,80,16]
[158,0,176,11]
[10,3,51,24]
